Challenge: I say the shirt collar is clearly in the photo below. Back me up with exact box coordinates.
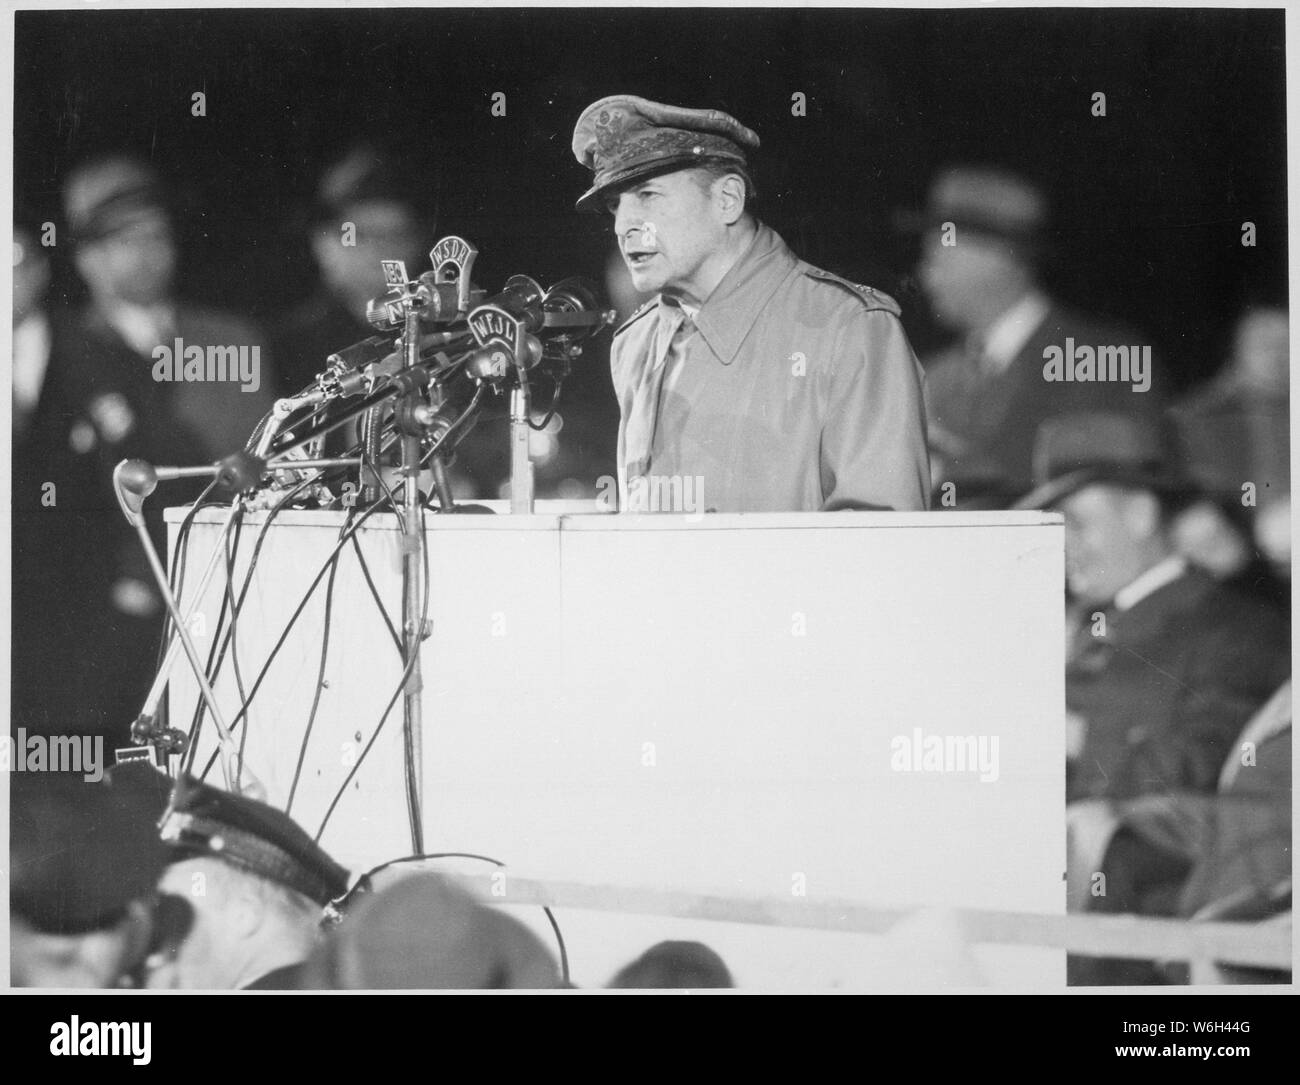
[101,300,176,357]
[1113,554,1189,612]
[975,290,1051,374]
[659,222,794,365]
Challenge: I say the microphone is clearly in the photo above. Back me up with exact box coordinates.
[364,277,467,328]
[114,459,159,524]
[324,334,396,374]
[539,277,616,344]
[365,275,539,331]
[113,457,263,525]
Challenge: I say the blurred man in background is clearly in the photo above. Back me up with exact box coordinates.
[12,217,101,737]
[62,153,277,466]
[13,154,278,745]
[272,145,429,394]
[1171,305,1289,601]
[914,166,1165,506]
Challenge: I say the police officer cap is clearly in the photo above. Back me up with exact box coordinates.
[572,95,760,212]
[159,775,350,907]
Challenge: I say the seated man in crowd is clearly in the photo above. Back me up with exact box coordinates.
[144,776,350,990]
[1028,413,1290,807]
[1017,410,1289,983]
[1089,680,1291,985]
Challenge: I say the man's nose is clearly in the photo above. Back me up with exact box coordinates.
[613,203,641,242]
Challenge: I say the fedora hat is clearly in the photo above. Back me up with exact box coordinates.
[1015,411,1197,510]
[898,165,1048,254]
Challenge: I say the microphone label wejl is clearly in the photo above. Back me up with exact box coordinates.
[468,305,523,348]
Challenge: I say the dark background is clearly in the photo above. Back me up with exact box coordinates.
[15,5,1288,391]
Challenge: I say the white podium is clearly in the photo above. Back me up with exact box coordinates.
[168,507,1065,990]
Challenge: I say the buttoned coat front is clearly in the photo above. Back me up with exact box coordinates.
[610,223,930,513]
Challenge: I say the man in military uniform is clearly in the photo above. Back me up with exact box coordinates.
[571,96,929,513]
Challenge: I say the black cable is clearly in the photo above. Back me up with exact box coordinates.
[310,621,419,843]
[541,903,571,985]
[184,472,319,775]
[361,425,407,533]
[177,501,244,772]
[418,385,487,471]
[313,497,429,842]
[286,506,355,815]
[350,533,402,654]
[148,484,224,736]
[197,493,391,781]
[526,375,565,431]
[157,480,222,669]
[223,509,253,769]
[188,446,366,770]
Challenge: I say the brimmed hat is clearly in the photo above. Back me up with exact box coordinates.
[898,165,1048,255]
[159,775,350,907]
[572,95,759,213]
[313,144,426,221]
[1014,411,1197,510]
[62,155,172,246]
[11,761,173,934]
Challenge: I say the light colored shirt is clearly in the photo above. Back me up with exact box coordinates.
[974,290,1051,376]
[1113,554,1189,612]
[12,311,51,418]
[103,301,176,357]
[610,222,930,513]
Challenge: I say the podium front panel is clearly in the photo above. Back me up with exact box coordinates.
[169,508,1065,989]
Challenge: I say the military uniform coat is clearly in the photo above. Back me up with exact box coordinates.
[609,222,930,512]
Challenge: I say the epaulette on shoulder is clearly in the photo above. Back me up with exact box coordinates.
[612,298,657,337]
[802,266,902,316]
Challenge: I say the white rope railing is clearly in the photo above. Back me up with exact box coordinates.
[444,873,1291,971]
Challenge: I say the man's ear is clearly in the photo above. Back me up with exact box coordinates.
[714,174,747,226]
[231,881,266,938]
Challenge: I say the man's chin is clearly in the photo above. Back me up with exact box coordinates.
[625,266,665,295]
[1067,580,1107,609]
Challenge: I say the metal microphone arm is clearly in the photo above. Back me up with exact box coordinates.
[113,460,264,799]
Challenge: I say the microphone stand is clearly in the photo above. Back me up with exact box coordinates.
[116,446,365,793]
[396,297,428,853]
[509,381,534,515]
[113,460,262,798]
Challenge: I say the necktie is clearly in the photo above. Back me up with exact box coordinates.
[622,307,695,496]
